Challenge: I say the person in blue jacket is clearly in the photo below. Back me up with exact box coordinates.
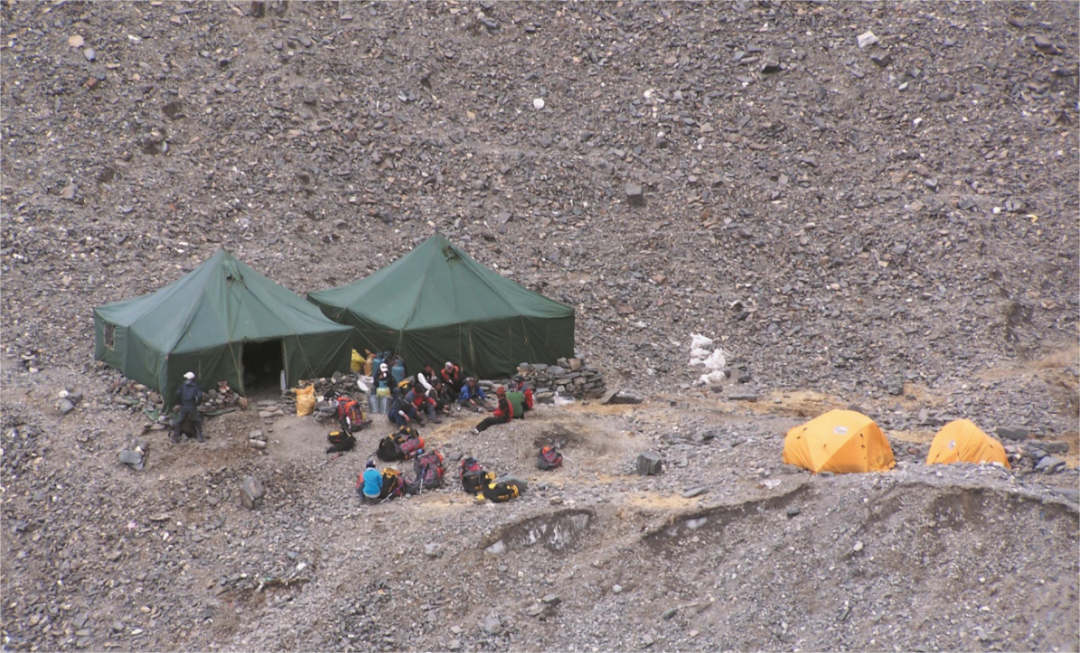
[387,387,420,427]
[360,459,382,504]
[457,377,489,412]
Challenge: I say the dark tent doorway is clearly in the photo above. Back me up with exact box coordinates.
[242,339,284,394]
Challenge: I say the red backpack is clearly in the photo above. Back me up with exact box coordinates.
[537,446,563,470]
[335,396,364,432]
[399,434,425,459]
[407,450,445,493]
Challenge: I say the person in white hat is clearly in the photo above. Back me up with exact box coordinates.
[370,362,392,416]
[440,361,463,397]
[173,371,204,443]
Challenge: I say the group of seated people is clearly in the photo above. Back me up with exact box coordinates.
[356,356,536,505]
[365,357,534,433]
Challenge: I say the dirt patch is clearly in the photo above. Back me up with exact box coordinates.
[643,484,809,550]
[482,508,595,554]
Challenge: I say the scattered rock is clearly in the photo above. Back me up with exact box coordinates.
[241,475,265,510]
[996,427,1029,442]
[726,389,759,401]
[870,51,892,67]
[637,452,663,476]
[602,391,644,405]
[625,182,646,207]
[1038,441,1069,454]
[760,51,781,73]
[1035,456,1066,474]
[118,438,148,471]
[886,376,904,396]
[857,31,879,48]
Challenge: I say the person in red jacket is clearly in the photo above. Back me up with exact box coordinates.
[405,383,441,425]
[472,386,512,434]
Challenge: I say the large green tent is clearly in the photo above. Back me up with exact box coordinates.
[94,249,353,400]
[307,233,575,378]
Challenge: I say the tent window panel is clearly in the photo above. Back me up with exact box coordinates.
[104,324,115,349]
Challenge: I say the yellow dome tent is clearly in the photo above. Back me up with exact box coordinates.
[926,419,1010,469]
[783,409,896,474]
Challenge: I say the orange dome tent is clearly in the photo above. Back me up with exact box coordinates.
[926,419,1010,469]
[783,409,896,474]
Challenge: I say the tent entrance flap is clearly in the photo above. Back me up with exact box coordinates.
[242,339,284,393]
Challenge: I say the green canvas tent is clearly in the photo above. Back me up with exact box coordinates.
[94,249,353,400]
[307,233,575,378]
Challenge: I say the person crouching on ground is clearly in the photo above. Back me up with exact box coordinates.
[472,386,513,434]
[505,375,534,420]
[441,361,463,397]
[172,371,204,443]
[458,377,488,412]
[405,382,441,425]
[360,459,382,505]
[388,387,420,427]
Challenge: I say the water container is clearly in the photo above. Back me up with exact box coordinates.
[391,359,406,386]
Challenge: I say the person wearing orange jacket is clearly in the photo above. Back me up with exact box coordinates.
[440,361,463,397]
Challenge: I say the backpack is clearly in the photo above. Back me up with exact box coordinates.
[335,395,365,433]
[459,457,487,494]
[326,430,356,454]
[406,450,445,494]
[378,468,406,500]
[376,428,425,462]
[537,446,563,470]
[482,479,521,503]
[398,432,425,459]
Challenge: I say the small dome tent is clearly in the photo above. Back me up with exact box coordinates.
[783,409,896,474]
[926,419,1010,468]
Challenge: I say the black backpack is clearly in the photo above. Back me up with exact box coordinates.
[376,427,424,462]
[460,457,488,494]
[482,479,521,503]
[378,468,406,500]
[537,446,563,470]
[326,430,356,454]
